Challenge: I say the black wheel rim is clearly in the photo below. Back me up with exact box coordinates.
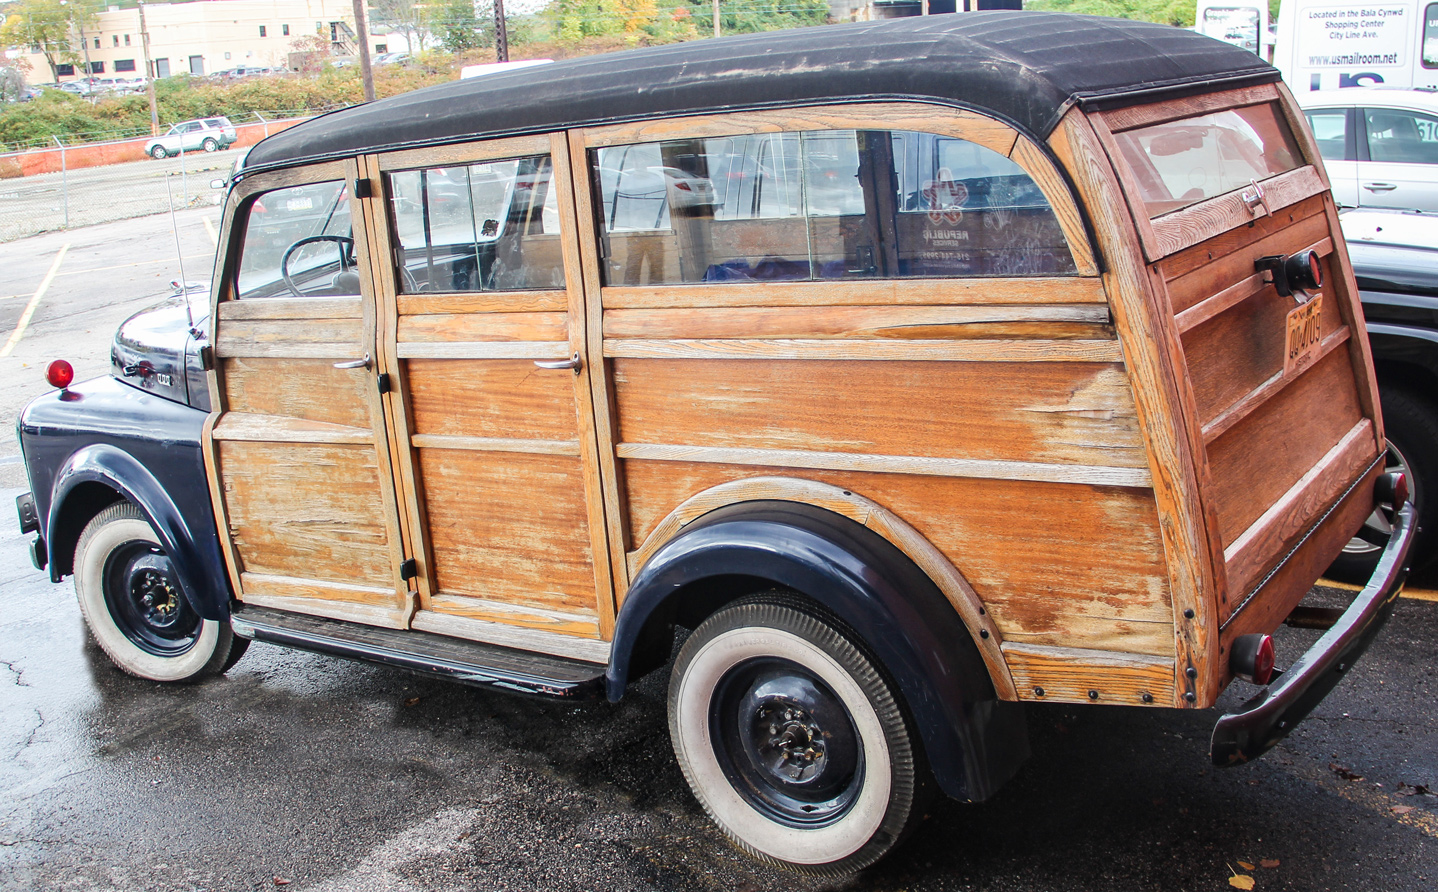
[710,658,864,828]
[102,541,200,657]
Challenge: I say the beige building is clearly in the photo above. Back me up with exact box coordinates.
[19,0,372,83]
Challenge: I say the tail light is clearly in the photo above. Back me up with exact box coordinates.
[46,359,74,390]
[1231,634,1276,685]
[1376,471,1408,508]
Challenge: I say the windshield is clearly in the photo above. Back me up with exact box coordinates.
[235,180,356,298]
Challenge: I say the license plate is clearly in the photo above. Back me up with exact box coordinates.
[286,197,314,211]
[1285,294,1324,375]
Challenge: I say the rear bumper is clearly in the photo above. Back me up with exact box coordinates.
[1210,502,1415,765]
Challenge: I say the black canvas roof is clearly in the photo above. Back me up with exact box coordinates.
[243,12,1278,174]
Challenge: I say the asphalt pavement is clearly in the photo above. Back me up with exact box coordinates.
[0,208,1434,891]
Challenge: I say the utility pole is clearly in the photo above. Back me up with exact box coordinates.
[138,2,159,135]
[494,0,508,63]
[713,0,719,38]
[352,0,375,102]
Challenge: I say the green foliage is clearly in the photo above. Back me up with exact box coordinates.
[439,0,488,52]
[1,0,74,80]
[1025,0,1195,28]
[685,0,830,34]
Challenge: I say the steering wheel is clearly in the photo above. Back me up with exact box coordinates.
[280,234,356,297]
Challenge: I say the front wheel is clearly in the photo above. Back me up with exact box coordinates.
[201,137,218,153]
[668,596,929,875]
[150,145,168,159]
[74,502,246,682]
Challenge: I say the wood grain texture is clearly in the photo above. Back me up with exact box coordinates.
[603,337,1123,363]
[1321,197,1384,441]
[612,358,1148,469]
[410,434,581,455]
[411,610,611,663]
[1147,167,1328,260]
[219,296,363,320]
[602,305,1111,340]
[216,440,397,588]
[211,412,374,445]
[1277,82,1332,179]
[619,460,1173,657]
[1223,420,1377,603]
[1172,234,1333,335]
[214,317,366,358]
[418,449,597,615]
[1100,84,1283,132]
[601,277,1107,310]
[405,358,577,440]
[425,592,599,635]
[219,358,373,429]
[398,312,569,344]
[622,475,1016,698]
[1157,194,1327,287]
[1200,327,1351,445]
[1205,346,1365,549]
[1009,135,1099,276]
[1002,642,1176,705]
[396,340,572,360]
[240,591,411,629]
[397,292,569,315]
[1054,109,1220,706]
[201,411,245,604]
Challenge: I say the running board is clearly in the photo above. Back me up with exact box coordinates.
[230,605,607,699]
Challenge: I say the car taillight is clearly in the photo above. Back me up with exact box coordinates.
[46,359,74,389]
[1377,470,1408,508]
[1230,634,1276,685]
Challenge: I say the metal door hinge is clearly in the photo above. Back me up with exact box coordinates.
[354,177,374,199]
[377,373,391,394]
[400,558,417,580]
[199,345,214,371]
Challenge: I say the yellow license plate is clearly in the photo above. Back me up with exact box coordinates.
[1285,294,1324,375]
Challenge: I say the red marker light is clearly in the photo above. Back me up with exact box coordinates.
[1230,633,1276,685]
[46,359,74,389]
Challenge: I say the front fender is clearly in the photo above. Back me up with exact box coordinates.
[609,500,1028,802]
[48,444,230,620]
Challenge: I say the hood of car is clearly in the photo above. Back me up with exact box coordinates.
[110,285,211,409]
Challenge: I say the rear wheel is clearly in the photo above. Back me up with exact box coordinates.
[74,502,246,682]
[1327,386,1438,583]
[668,595,929,875]
[202,137,218,153]
[150,145,168,159]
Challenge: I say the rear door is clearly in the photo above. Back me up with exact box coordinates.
[206,160,415,627]
[1358,105,1438,211]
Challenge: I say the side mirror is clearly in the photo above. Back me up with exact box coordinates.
[210,178,227,190]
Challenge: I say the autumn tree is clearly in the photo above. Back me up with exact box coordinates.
[371,0,432,52]
[1,0,73,82]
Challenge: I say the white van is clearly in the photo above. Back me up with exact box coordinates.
[1274,0,1438,92]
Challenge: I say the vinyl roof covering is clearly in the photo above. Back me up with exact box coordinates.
[244,12,1279,174]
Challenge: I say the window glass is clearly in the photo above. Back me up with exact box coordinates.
[595,128,1075,285]
[1114,103,1303,217]
[1365,108,1438,164]
[236,180,357,299]
[1425,4,1438,69]
[1199,8,1262,54]
[387,154,564,293]
[1305,110,1348,161]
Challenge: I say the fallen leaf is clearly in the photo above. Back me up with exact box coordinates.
[1238,861,1256,871]
[273,879,291,887]
[1260,859,1280,869]
[1329,763,1364,782]
[404,697,420,707]
[1393,805,1415,815]
[1229,875,1255,890]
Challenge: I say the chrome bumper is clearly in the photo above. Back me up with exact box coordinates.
[1210,502,1415,765]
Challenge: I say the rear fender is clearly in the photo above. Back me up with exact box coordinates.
[608,500,1029,802]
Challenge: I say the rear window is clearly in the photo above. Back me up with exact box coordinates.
[1113,103,1303,218]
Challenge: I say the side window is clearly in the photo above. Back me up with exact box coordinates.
[1365,109,1438,164]
[386,153,564,293]
[1425,4,1437,69]
[235,180,357,299]
[594,128,1075,286]
[1305,110,1349,162]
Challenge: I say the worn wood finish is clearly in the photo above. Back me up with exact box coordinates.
[411,611,611,663]
[201,411,245,601]
[1146,167,1328,261]
[399,312,569,344]
[396,340,572,360]
[1157,194,1328,287]
[211,412,373,445]
[425,592,600,637]
[578,102,1096,275]
[1321,196,1384,441]
[1100,84,1283,132]
[1002,643,1176,705]
[214,318,367,359]
[1174,236,1333,334]
[219,359,373,429]
[613,358,1148,469]
[1224,420,1377,602]
[602,305,1111,340]
[1200,327,1351,446]
[397,292,569,315]
[405,359,577,440]
[409,434,581,455]
[241,591,411,628]
[1276,82,1333,178]
[602,277,1108,310]
[218,296,363,321]
[1206,347,1366,550]
[622,476,1016,698]
[1053,109,1222,706]
[570,128,634,604]
[620,459,1173,660]
[603,337,1124,363]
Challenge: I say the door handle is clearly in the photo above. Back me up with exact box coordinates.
[534,353,582,374]
[1363,183,1398,193]
[333,354,372,370]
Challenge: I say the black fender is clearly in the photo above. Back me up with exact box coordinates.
[1366,322,1438,394]
[607,500,1029,802]
[47,444,231,621]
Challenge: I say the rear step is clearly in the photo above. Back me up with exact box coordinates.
[230,605,607,699]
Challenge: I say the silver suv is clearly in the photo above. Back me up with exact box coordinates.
[144,116,238,159]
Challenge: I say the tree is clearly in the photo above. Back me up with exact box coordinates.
[439,0,485,52]
[371,0,432,52]
[685,0,828,34]
[1,0,73,82]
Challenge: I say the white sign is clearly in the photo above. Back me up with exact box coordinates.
[1297,5,1411,68]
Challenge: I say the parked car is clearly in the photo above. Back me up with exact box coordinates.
[1328,208,1438,582]
[15,15,1415,875]
[1299,88,1438,212]
[143,117,238,158]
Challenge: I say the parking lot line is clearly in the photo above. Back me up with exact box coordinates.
[0,244,69,358]
[1319,577,1438,602]
[202,215,219,246]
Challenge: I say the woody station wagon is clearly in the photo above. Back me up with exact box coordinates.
[14,13,1418,874]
